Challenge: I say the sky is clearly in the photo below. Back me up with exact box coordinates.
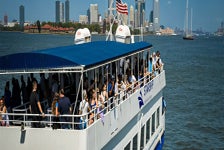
[0,0,224,32]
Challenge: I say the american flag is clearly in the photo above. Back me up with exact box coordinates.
[116,0,128,15]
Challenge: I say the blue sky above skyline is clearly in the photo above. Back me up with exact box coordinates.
[0,0,224,32]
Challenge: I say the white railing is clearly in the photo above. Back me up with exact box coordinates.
[0,71,164,130]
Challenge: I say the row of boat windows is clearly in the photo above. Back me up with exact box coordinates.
[124,107,160,150]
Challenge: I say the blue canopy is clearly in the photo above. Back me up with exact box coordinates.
[0,41,152,73]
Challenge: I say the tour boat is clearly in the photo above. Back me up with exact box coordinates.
[0,28,166,149]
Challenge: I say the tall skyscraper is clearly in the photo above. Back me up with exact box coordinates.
[65,0,69,22]
[55,1,60,23]
[19,5,25,30]
[87,9,90,24]
[56,1,65,23]
[60,2,64,23]
[135,0,145,28]
[129,5,134,27]
[4,14,8,26]
[153,0,160,32]
[90,4,98,24]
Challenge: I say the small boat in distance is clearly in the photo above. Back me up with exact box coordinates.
[183,0,194,40]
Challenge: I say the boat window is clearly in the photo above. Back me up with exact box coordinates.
[140,125,145,150]
[124,141,131,150]
[151,112,155,136]
[156,107,160,128]
[132,133,138,150]
[146,118,150,143]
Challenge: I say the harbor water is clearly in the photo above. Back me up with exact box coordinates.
[0,32,224,149]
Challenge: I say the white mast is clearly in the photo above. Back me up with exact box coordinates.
[185,0,189,36]
[106,0,116,41]
[190,8,193,36]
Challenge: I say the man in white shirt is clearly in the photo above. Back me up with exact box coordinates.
[79,91,90,129]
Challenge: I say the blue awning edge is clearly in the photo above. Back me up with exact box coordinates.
[0,41,152,73]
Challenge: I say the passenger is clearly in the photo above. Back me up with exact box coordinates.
[88,112,94,126]
[51,74,59,103]
[127,68,136,93]
[4,81,11,113]
[156,58,162,74]
[58,89,72,129]
[21,75,28,104]
[152,52,157,74]
[39,73,47,100]
[89,89,98,111]
[124,75,131,96]
[30,81,45,128]
[0,97,9,126]
[11,78,21,107]
[148,56,154,80]
[51,93,60,129]
[108,76,115,109]
[83,76,89,92]
[101,83,108,112]
[108,75,115,98]
[97,89,105,119]
[97,74,103,93]
[88,79,95,95]
[26,77,32,101]
[79,91,90,129]
[156,51,164,71]
[118,74,126,101]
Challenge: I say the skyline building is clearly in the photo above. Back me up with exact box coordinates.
[55,1,60,23]
[19,5,24,30]
[60,2,64,23]
[56,0,65,23]
[129,5,134,27]
[135,0,145,28]
[90,4,98,24]
[79,15,88,24]
[87,8,90,24]
[65,0,69,23]
[4,14,8,25]
[153,0,160,32]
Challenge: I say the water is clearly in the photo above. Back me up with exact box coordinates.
[0,32,224,149]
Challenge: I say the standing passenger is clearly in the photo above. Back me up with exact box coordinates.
[51,93,60,129]
[30,81,45,128]
[21,75,28,104]
[79,92,90,129]
[58,89,71,129]
[0,97,9,126]
[4,81,11,113]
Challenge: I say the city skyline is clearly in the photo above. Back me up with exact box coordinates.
[0,0,224,32]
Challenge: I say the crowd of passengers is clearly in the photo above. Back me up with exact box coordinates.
[0,51,163,129]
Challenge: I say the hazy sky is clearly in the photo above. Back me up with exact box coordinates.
[0,0,223,32]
